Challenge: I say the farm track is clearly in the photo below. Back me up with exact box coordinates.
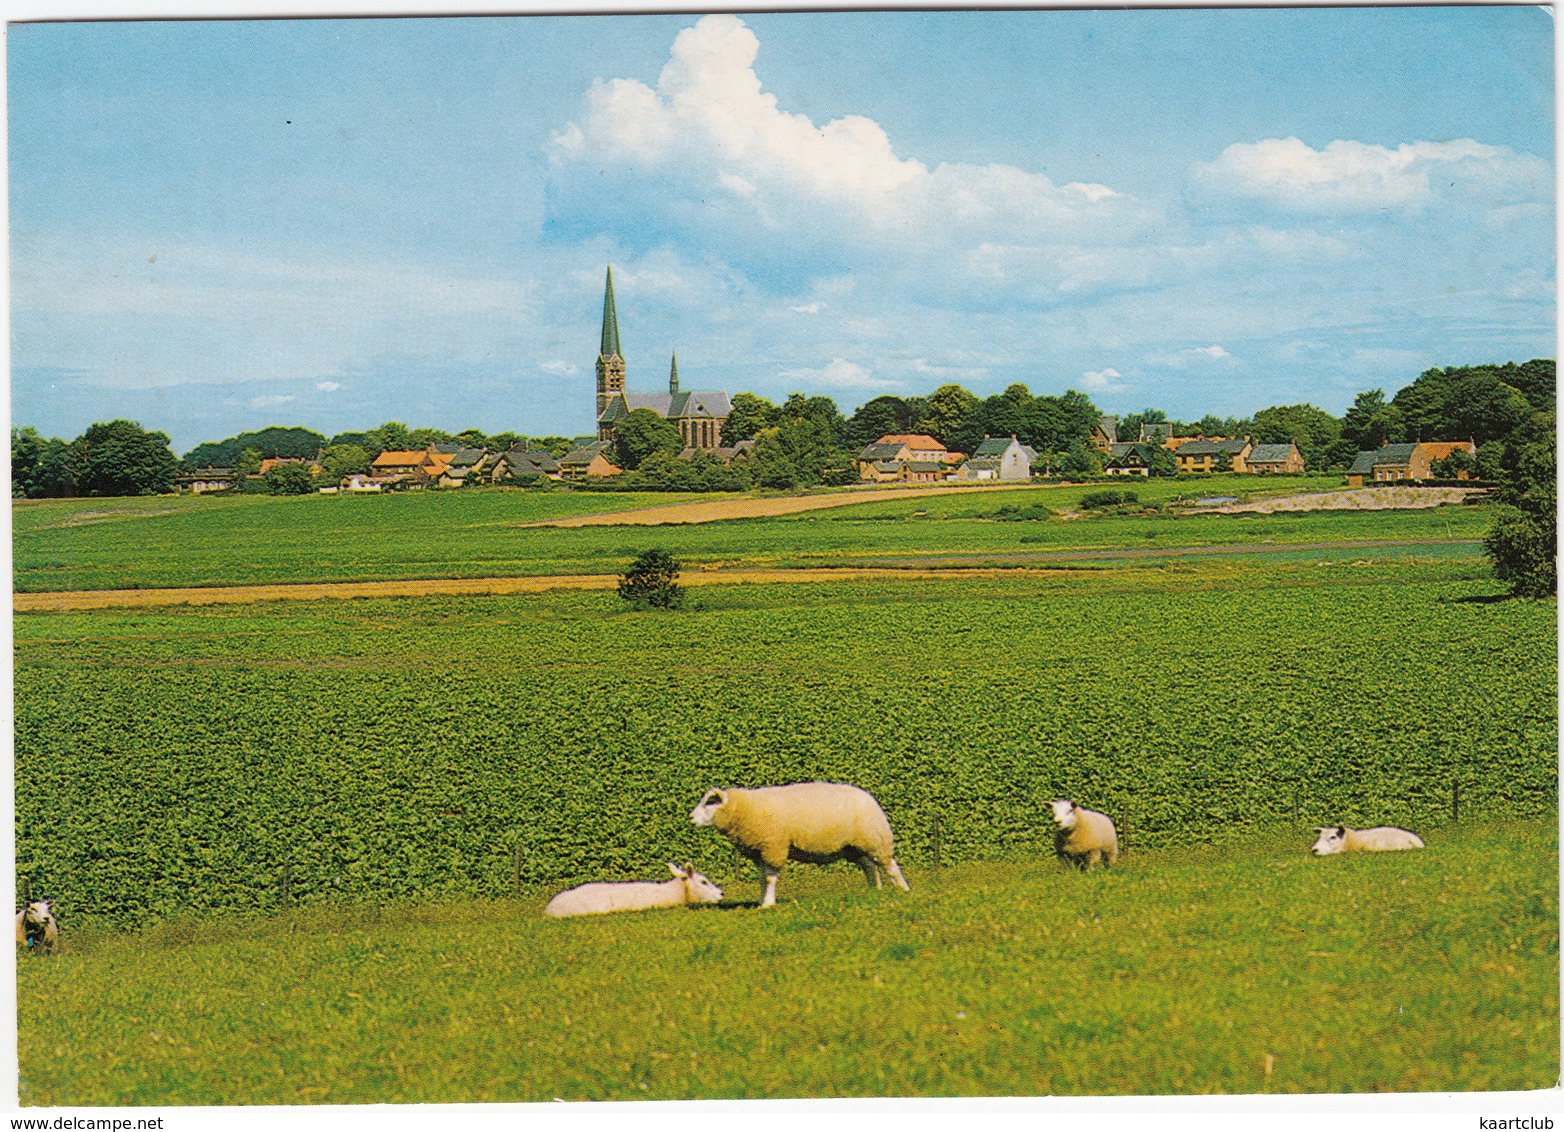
[11,537,1480,612]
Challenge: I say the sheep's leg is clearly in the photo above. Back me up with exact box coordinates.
[1085,849,1102,869]
[858,858,882,889]
[759,867,780,908]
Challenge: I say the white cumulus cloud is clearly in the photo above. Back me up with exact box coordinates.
[550,14,1145,258]
[790,302,824,315]
[315,381,342,392]
[1188,345,1229,359]
[780,357,902,391]
[248,394,295,410]
[1081,368,1127,393]
[1194,136,1548,212]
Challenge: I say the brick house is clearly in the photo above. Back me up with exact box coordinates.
[1245,442,1305,474]
[1346,440,1477,485]
[1173,438,1252,474]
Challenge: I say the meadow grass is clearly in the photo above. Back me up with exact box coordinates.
[17,820,1556,1105]
[12,479,1488,591]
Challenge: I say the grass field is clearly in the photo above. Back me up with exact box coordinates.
[12,478,1488,591]
[16,820,1556,1105]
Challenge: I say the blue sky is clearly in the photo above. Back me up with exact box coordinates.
[9,7,1555,454]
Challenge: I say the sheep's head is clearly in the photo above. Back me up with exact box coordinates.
[1049,800,1078,830]
[22,901,52,925]
[669,862,723,905]
[690,789,727,828]
[1311,827,1348,856]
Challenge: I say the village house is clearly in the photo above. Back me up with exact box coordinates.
[175,466,235,493]
[957,436,1034,481]
[1172,438,1252,474]
[370,445,450,487]
[1090,415,1119,451]
[491,447,563,483]
[1345,440,1477,485]
[437,447,491,487]
[558,439,622,480]
[1139,421,1174,444]
[1245,441,1306,474]
[1102,443,1158,476]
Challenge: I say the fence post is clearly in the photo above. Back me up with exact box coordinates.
[281,862,292,907]
[932,815,942,871]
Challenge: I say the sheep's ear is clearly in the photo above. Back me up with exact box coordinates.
[668,862,685,878]
[682,862,695,875]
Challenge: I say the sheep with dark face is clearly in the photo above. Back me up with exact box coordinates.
[1049,800,1119,869]
[15,900,59,954]
[690,782,910,908]
[1311,826,1425,855]
[543,863,723,918]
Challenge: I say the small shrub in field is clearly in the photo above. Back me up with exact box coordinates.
[618,548,683,609]
[1079,490,1138,510]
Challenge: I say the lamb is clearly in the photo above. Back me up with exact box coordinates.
[690,781,910,908]
[15,900,59,954]
[543,862,723,918]
[1311,825,1425,855]
[1049,800,1119,869]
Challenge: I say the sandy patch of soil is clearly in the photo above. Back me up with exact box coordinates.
[1188,486,1481,514]
[527,483,1055,527]
[13,567,1067,613]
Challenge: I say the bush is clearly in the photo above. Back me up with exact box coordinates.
[1485,506,1557,598]
[1079,490,1138,510]
[617,549,684,609]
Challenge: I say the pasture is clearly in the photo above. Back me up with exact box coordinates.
[16,821,1557,1104]
[12,486,1556,1103]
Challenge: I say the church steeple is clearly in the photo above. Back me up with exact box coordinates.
[600,265,623,360]
[669,352,680,395]
[595,265,627,420]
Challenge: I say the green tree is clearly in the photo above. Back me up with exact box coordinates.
[486,431,522,453]
[613,409,683,470]
[846,395,915,449]
[71,420,180,497]
[1430,449,1478,479]
[263,462,317,495]
[1146,445,1179,477]
[235,448,264,477]
[1251,403,1342,468]
[366,422,414,455]
[915,383,979,448]
[453,428,489,449]
[1483,410,1556,598]
[1341,390,1404,451]
[747,417,839,488]
[724,393,779,443]
[319,444,371,480]
[617,548,683,609]
[1058,439,1104,477]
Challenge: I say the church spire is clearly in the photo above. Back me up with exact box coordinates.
[669,352,680,394]
[600,265,623,361]
[595,265,627,423]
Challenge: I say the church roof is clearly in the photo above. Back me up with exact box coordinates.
[598,390,732,424]
[600,265,623,360]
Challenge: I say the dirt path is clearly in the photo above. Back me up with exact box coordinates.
[1189,486,1481,514]
[526,483,1056,527]
[12,537,1479,613]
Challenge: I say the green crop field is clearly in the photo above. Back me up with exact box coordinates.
[16,822,1557,1104]
[12,478,1488,591]
[15,559,1554,923]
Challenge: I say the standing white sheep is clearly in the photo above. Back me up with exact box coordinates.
[1311,825,1425,855]
[15,900,59,954]
[690,782,910,908]
[1049,800,1119,869]
[543,862,723,918]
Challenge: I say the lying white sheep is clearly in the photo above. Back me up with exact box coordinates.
[543,862,723,918]
[690,782,910,908]
[1311,825,1425,855]
[15,900,59,954]
[1049,800,1119,869]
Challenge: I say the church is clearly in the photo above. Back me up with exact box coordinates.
[593,266,732,452]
